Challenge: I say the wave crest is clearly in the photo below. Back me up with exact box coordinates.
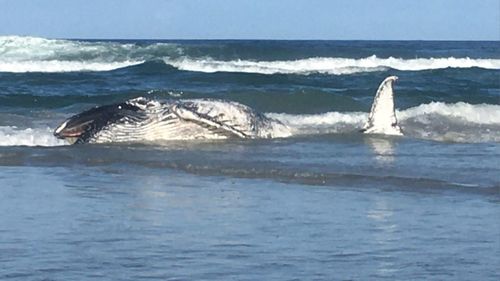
[0,126,66,147]
[399,102,500,125]
[163,55,500,75]
[2,36,499,74]
[269,102,500,142]
[0,36,179,73]
[0,60,144,73]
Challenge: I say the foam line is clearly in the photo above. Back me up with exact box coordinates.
[0,60,144,73]
[164,56,500,75]
[0,126,66,146]
[268,102,500,128]
[2,36,499,74]
[0,35,176,73]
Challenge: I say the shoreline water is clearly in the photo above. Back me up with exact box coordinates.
[0,37,499,280]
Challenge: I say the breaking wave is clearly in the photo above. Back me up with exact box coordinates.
[163,56,500,75]
[2,36,500,74]
[0,36,178,73]
[0,126,66,147]
[0,60,143,73]
[397,102,500,125]
[269,102,500,142]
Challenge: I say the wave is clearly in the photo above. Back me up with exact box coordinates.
[271,102,500,128]
[0,60,144,73]
[2,36,500,74]
[0,36,179,73]
[398,102,500,125]
[0,126,66,146]
[163,56,500,75]
[269,102,500,142]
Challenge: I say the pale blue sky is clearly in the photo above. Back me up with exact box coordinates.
[0,0,499,40]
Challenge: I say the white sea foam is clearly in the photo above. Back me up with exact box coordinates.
[0,36,175,73]
[2,36,499,74]
[0,36,179,60]
[267,111,367,135]
[269,102,500,128]
[164,56,500,75]
[397,102,500,143]
[398,102,500,125]
[0,126,66,146]
[0,60,144,73]
[268,102,500,142]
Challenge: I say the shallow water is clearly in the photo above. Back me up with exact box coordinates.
[0,37,499,280]
[1,164,499,280]
[1,136,499,280]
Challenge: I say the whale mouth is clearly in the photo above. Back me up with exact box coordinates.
[53,118,93,144]
[53,105,112,143]
[53,102,144,144]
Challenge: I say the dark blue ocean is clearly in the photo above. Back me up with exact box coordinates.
[1,37,499,280]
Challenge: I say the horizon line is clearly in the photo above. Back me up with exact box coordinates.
[2,34,499,42]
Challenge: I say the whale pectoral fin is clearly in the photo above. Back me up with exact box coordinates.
[362,76,403,136]
[172,105,249,138]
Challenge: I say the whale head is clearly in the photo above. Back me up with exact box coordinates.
[54,102,142,144]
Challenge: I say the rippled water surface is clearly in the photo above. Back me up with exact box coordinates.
[1,164,499,280]
[1,38,499,280]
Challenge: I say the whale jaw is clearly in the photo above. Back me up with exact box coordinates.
[53,102,143,144]
[362,76,403,136]
[53,118,93,144]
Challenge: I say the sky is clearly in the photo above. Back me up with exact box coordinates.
[0,0,498,40]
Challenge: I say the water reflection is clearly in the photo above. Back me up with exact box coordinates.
[367,196,399,277]
[364,136,397,164]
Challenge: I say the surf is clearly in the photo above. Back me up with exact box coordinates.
[2,36,500,74]
[162,55,500,75]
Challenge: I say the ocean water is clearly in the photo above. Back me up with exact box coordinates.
[0,37,499,280]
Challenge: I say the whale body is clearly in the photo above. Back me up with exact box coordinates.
[54,97,291,144]
[54,76,401,144]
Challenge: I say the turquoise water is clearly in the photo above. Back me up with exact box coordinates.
[0,37,499,280]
